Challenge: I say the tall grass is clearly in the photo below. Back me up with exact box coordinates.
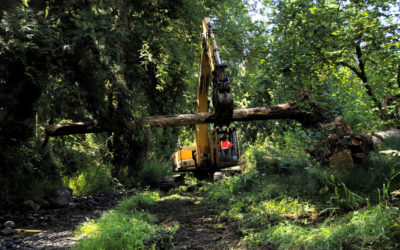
[74,191,178,249]
[196,135,400,249]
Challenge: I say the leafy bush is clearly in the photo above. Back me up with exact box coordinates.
[244,128,312,175]
[196,133,400,249]
[25,178,63,198]
[65,163,112,195]
[117,191,160,212]
[0,139,61,202]
[135,160,172,186]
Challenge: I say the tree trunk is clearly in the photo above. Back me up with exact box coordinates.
[0,108,7,123]
[44,101,326,137]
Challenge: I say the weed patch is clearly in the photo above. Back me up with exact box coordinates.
[242,206,400,249]
[64,163,112,195]
[74,191,178,249]
[196,137,400,249]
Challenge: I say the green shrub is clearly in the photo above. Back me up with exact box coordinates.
[195,134,400,249]
[25,178,63,198]
[65,163,112,195]
[0,139,61,201]
[135,160,172,186]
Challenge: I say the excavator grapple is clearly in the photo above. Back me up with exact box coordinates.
[212,64,233,127]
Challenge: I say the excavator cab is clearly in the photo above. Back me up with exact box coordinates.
[209,127,240,169]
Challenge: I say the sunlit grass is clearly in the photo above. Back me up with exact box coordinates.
[74,191,178,250]
[65,163,112,195]
[196,136,400,249]
[242,206,400,249]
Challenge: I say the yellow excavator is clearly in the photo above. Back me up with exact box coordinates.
[170,17,241,178]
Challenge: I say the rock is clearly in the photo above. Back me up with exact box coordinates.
[371,135,383,147]
[93,210,102,218]
[45,188,73,207]
[27,215,36,221]
[24,200,40,211]
[13,239,22,244]
[1,227,13,236]
[3,221,15,228]
[32,197,50,209]
[213,172,225,181]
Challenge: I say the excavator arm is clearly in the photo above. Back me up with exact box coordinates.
[195,17,234,168]
[197,17,234,126]
[198,17,233,127]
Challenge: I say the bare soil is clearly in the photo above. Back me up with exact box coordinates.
[148,193,242,250]
[0,191,130,249]
[1,190,242,249]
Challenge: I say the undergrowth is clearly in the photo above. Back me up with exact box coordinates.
[195,135,400,249]
[64,163,112,195]
[74,191,178,249]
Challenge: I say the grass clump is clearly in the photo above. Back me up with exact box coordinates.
[65,163,112,195]
[243,206,400,249]
[196,135,400,249]
[74,191,178,249]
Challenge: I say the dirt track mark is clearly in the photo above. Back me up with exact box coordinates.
[149,194,242,250]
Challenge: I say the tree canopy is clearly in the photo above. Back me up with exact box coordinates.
[0,0,399,199]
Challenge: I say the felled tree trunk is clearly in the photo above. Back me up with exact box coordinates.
[44,101,326,137]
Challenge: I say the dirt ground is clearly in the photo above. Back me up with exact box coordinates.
[149,193,242,250]
[1,190,242,249]
[0,191,131,249]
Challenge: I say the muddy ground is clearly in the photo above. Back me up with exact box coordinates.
[0,189,242,249]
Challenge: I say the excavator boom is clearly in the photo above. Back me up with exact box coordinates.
[199,17,234,127]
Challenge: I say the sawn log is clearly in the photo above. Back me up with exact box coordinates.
[45,102,325,136]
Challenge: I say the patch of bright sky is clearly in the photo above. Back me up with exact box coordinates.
[248,0,400,25]
[248,0,269,23]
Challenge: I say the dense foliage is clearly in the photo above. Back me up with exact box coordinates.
[0,0,248,199]
[1,0,400,222]
[2,0,400,248]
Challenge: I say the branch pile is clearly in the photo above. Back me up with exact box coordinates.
[307,116,374,169]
